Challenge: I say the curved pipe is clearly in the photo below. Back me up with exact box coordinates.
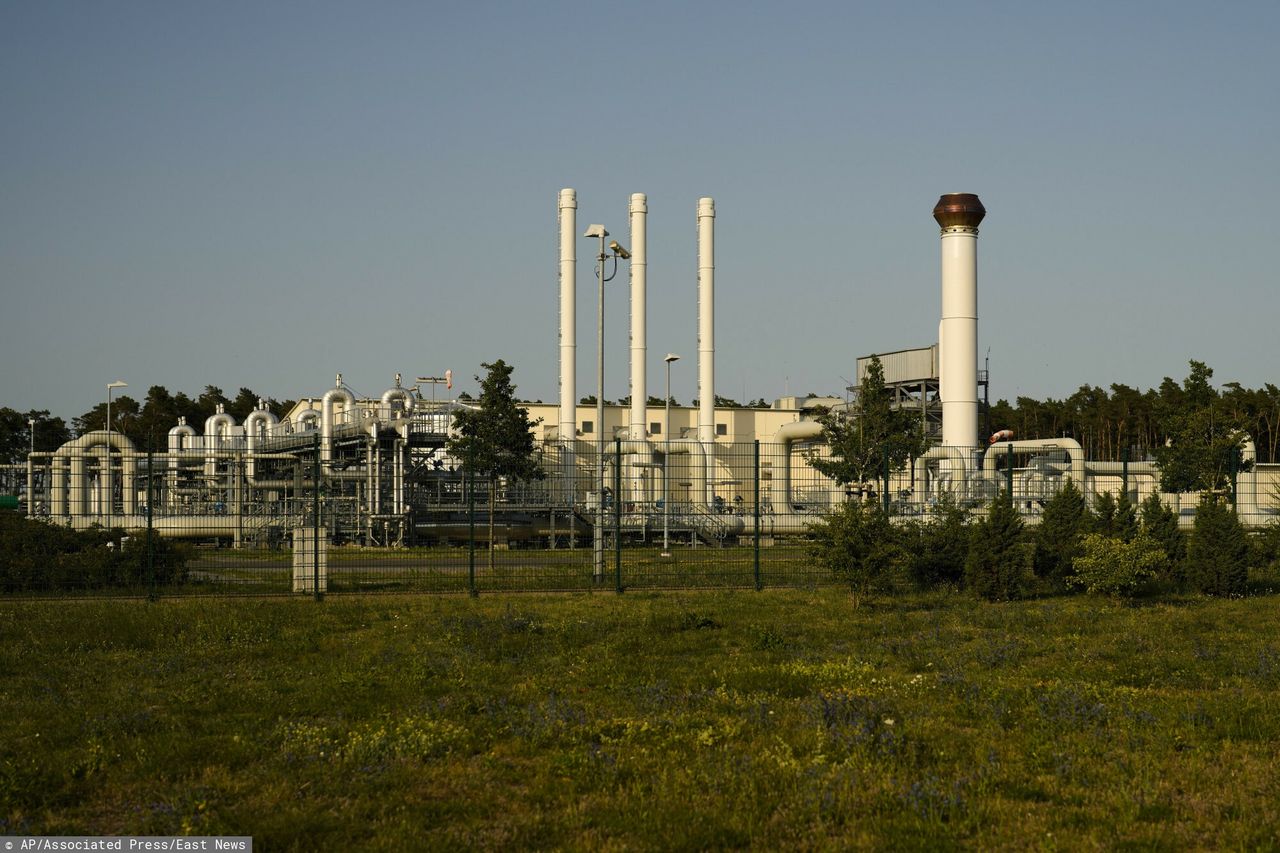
[381,386,414,419]
[168,419,196,453]
[982,439,1086,488]
[663,438,708,510]
[52,430,139,519]
[914,444,969,499]
[245,406,280,482]
[295,408,320,432]
[321,386,355,472]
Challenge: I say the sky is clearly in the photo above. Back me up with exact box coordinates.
[3,1,1278,424]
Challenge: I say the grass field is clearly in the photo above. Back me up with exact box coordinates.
[3,588,1280,849]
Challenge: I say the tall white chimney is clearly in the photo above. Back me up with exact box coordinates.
[697,197,716,448]
[934,193,986,451]
[629,193,648,439]
[558,188,577,446]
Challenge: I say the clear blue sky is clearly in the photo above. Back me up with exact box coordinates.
[3,1,1277,422]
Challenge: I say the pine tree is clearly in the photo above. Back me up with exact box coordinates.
[1186,495,1249,596]
[1033,479,1089,583]
[447,360,543,570]
[966,493,1027,601]
[1092,491,1117,536]
[1114,491,1139,543]
[1140,493,1186,587]
[808,356,924,496]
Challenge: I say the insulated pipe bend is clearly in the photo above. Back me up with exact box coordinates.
[663,438,708,510]
[766,420,824,515]
[982,439,1086,488]
[381,387,414,419]
[914,445,969,498]
[245,408,280,480]
[295,409,320,433]
[321,387,355,469]
[168,419,196,453]
[54,431,139,520]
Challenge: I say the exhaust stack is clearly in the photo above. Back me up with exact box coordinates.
[934,192,986,451]
[697,197,716,448]
[558,189,577,445]
[629,193,647,438]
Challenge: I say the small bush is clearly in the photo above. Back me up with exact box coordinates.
[1033,480,1090,584]
[965,494,1027,602]
[1067,533,1166,598]
[0,512,189,592]
[807,501,903,605]
[1186,495,1248,596]
[901,495,970,589]
[1140,493,1185,585]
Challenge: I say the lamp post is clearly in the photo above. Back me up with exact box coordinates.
[106,381,128,434]
[583,224,629,582]
[105,380,127,525]
[661,353,680,557]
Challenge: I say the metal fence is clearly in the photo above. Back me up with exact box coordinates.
[4,434,1275,598]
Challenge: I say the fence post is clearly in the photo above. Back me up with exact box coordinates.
[754,440,761,591]
[882,446,890,515]
[467,455,477,596]
[1122,447,1129,501]
[1006,440,1014,506]
[1230,444,1240,512]
[614,437,622,594]
[147,440,157,602]
[313,434,322,602]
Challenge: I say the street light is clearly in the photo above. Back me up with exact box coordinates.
[661,354,680,556]
[105,380,126,526]
[583,223,629,582]
[106,381,128,434]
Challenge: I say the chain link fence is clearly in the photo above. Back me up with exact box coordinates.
[3,433,1274,598]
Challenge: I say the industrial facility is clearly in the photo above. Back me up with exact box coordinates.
[9,191,1279,549]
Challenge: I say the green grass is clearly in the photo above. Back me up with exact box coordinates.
[3,590,1280,848]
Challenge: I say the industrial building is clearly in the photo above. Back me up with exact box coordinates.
[10,191,1279,549]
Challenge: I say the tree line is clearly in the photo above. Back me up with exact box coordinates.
[989,360,1280,466]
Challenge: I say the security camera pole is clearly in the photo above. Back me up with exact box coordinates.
[584,223,628,582]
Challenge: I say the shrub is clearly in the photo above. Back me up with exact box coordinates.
[1092,491,1117,536]
[1186,495,1248,596]
[900,495,970,589]
[965,494,1027,601]
[1067,533,1166,598]
[807,501,903,606]
[0,512,189,592]
[1113,492,1139,543]
[1033,479,1089,583]
[1140,493,1185,585]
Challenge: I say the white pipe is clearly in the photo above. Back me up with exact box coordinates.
[53,431,139,520]
[664,438,709,511]
[935,193,984,453]
[629,192,647,439]
[558,188,577,446]
[914,444,970,498]
[244,404,280,482]
[381,384,414,419]
[203,405,236,477]
[321,385,355,472]
[294,407,320,432]
[168,419,196,453]
[982,439,1086,488]
[764,420,823,514]
[698,197,716,454]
